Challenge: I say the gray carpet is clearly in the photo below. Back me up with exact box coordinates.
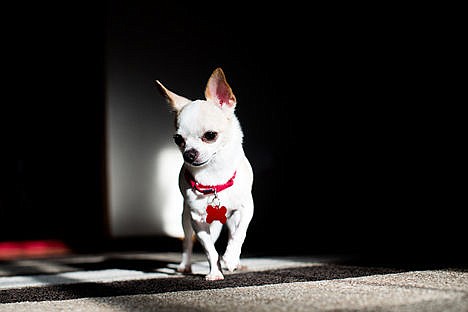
[0,253,467,311]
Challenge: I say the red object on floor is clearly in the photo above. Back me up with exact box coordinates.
[0,240,70,260]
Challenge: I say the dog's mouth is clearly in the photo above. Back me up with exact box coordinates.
[192,160,208,167]
[191,153,216,167]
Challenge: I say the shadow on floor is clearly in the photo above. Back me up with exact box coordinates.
[0,261,408,303]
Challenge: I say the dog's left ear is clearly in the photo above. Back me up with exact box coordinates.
[155,80,192,112]
[205,68,237,110]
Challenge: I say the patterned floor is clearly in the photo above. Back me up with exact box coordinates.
[0,252,467,311]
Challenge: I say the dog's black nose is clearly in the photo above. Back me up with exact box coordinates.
[183,149,199,163]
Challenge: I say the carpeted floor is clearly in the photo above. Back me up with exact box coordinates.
[0,252,467,311]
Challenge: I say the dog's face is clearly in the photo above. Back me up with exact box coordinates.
[157,68,238,168]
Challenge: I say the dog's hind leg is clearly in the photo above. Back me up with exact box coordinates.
[177,203,193,274]
[210,221,223,244]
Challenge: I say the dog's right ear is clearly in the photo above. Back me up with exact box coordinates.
[155,80,191,112]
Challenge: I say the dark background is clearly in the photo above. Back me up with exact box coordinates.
[1,2,464,265]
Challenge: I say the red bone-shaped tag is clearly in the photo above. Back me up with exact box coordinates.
[206,205,227,224]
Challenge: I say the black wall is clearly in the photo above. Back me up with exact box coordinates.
[1,2,464,265]
[1,3,106,243]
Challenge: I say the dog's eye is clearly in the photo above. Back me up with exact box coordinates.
[202,131,218,143]
[173,134,185,147]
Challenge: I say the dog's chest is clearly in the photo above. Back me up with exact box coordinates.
[184,187,243,221]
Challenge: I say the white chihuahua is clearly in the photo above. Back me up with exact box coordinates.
[156,68,254,281]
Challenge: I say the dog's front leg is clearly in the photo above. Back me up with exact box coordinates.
[177,203,193,274]
[191,219,224,281]
[222,199,254,272]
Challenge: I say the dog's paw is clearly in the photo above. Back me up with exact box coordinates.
[205,271,224,281]
[221,256,240,272]
[176,264,192,274]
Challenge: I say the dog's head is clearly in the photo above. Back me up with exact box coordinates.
[156,68,242,168]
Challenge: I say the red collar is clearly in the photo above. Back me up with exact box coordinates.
[184,169,236,195]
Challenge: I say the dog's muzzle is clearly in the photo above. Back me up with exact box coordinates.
[183,148,199,164]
